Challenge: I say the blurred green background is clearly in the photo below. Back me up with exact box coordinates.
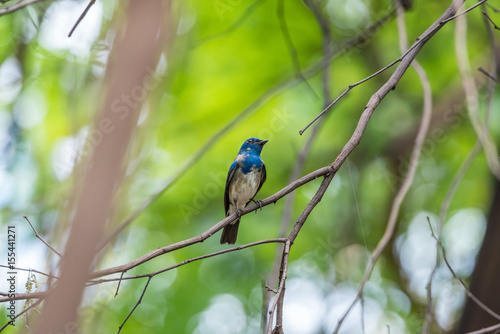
[0,0,499,333]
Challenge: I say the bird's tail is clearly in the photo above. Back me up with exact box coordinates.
[220,219,240,244]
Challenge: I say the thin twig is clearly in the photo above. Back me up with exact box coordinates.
[0,265,55,279]
[68,0,96,37]
[24,216,62,257]
[424,140,482,334]
[427,217,500,322]
[441,0,487,24]
[466,323,500,334]
[267,240,290,334]
[0,240,287,303]
[114,272,125,297]
[277,0,317,98]
[0,0,45,16]
[117,276,152,334]
[482,10,500,30]
[89,238,287,285]
[300,0,486,135]
[0,291,47,302]
[478,67,500,83]
[0,298,43,332]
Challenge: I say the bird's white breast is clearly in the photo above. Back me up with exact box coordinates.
[227,168,261,214]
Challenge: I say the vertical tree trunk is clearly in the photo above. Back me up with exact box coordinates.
[32,1,170,333]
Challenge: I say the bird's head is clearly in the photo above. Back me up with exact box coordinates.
[239,137,268,155]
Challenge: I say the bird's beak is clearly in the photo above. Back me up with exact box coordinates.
[258,139,269,146]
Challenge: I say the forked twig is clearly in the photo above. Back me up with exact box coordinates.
[117,276,152,333]
[24,216,61,257]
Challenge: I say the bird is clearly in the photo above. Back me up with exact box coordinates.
[220,137,268,244]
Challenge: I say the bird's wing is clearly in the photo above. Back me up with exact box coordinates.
[224,160,238,216]
[256,160,266,195]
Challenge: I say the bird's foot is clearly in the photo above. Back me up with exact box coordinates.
[251,199,263,212]
[235,209,242,219]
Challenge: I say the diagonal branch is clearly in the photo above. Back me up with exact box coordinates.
[466,323,500,334]
[277,0,317,97]
[265,0,333,331]
[0,298,43,331]
[427,218,500,322]
[300,0,486,135]
[0,0,45,16]
[333,1,466,332]
[90,238,287,285]
[24,216,62,257]
[92,166,332,279]
[117,276,152,333]
[68,0,96,37]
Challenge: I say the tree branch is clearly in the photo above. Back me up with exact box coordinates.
[0,0,45,17]
[427,217,500,322]
[265,0,334,330]
[267,240,290,334]
[92,166,332,279]
[68,0,96,37]
[300,0,486,135]
[117,276,151,333]
[333,1,466,332]
[24,216,61,258]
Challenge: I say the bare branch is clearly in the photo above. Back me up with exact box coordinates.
[24,216,62,257]
[277,0,317,98]
[441,0,487,23]
[117,276,152,334]
[68,0,96,37]
[0,0,45,17]
[90,238,287,285]
[0,298,43,331]
[0,291,47,302]
[92,166,332,279]
[300,0,486,135]
[265,0,334,330]
[482,10,500,30]
[466,323,500,334]
[0,265,55,279]
[455,7,500,181]
[478,67,500,83]
[334,0,445,329]
[114,272,125,297]
[427,217,500,322]
[267,240,290,334]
